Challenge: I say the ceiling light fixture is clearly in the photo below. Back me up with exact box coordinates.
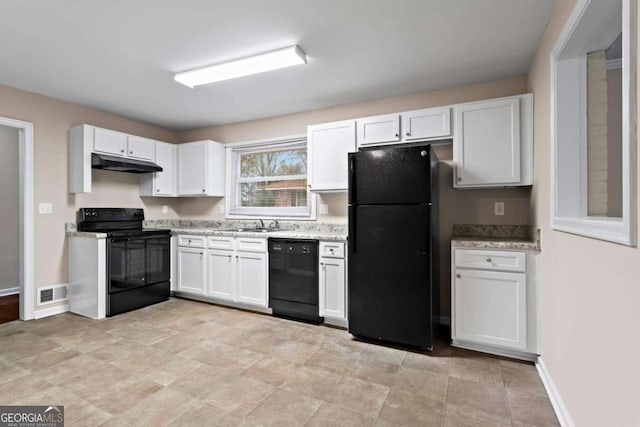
[175,45,307,88]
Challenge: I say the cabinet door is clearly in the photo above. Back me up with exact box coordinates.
[236,252,267,307]
[319,257,346,319]
[356,113,400,147]
[94,127,127,156]
[308,120,356,192]
[401,107,451,141]
[127,136,155,161]
[454,97,520,186]
[178,141,207,195]
[154,142,177,196]
[176,247,205,294]
[454,269,527,350]
[207,250,235,301]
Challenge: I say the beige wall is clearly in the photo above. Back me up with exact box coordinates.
[0,125,19,290]
[0,84,182,309]
[528,0,640,425]
[179,79,533,318]
[178,76,529,221]
[0,75,531,316]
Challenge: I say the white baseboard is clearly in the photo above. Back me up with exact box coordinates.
[34,304,69,320]
[0,287,19,297]
[535,357,575,427]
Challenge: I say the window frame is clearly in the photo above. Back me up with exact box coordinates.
[550,0,637,245]
[225,134,316,220]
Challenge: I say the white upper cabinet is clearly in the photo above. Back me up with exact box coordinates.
[307,120,356,192]
[127,135,155,161]
[453,94,533,187]
[70,124,166,193]
[93,128,127,156]
[401,107,451,141]
[177,140,225,197]
[140,141,177,197]
[356,113,400,147]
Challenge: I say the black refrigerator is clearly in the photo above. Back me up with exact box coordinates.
[348,144,440,350]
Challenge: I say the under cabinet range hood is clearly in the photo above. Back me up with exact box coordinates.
[91,153,163,174]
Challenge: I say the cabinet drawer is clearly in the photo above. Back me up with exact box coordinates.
[454,249,526,272]
[319,241,344,258]
[177,235,206,248]
[236,238,267,253]
[207,236,235,251]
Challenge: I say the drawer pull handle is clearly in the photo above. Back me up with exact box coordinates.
[486,258,492,262]
[456,274,461,279]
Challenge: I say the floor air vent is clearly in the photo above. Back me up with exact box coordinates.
[38,284,68,306]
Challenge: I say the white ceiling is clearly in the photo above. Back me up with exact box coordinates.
[0,0,554,131]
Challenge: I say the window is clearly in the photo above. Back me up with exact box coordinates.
[226,136,315,218]
[551,0,637,245]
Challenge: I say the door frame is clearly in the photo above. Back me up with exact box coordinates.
[0,116,34,320]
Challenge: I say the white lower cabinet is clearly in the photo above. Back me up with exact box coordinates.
[207,249,235,301]
[452,248,537,358]
[318,241,347,324]
[236,252,268,306]
[207,238,267,308]
[176,246,206,294]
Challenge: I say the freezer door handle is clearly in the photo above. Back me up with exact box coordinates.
[348,154,355,205]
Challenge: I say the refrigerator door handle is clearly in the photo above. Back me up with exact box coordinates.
[348,205,356,254]
[348,154,355,205]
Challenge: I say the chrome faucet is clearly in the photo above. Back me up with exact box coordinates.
[257,219,265,229]
[270,220,280,230]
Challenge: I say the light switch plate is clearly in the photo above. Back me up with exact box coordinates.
[161,205,169,214]
[319,204,329,215]
[494,202,505,216]
[39,203,53,214]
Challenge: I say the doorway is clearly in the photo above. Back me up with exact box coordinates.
[0,116,34,321]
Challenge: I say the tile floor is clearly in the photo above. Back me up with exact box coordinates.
[0,298,559,426]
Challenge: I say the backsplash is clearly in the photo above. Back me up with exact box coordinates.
[452,224,533,240]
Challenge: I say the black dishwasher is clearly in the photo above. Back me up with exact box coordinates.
[268,239,323,324]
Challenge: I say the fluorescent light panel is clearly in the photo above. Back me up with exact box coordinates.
[175,45,307,88]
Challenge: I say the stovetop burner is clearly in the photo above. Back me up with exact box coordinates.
[76,208,170,237]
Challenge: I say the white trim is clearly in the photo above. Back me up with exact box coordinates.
[535,358,576,427]
[174,292,272,315]
[451,339,538,362]
[607,58,623,69]
[550,0,637,246]
[0,116,35,320]
[34,303,69,320]
[0,287,19,297]
[225,135,316,220]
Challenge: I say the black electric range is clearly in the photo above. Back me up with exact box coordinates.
[77,208,172,316]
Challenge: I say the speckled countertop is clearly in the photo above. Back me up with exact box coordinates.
[66,220,348,241]
[451,224,540,251]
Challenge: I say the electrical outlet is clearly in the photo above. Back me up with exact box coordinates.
[161,205,169,214]
[494,202,505,216]
[319,204,329,215]
[38,203,52,215]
